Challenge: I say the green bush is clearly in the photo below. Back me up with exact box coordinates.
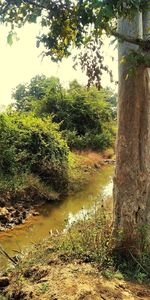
[0,113,69,191]
[64,130,113,151]
[12,77,116,151]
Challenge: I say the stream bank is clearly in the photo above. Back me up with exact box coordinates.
[0,151,114,233]
[0,163,114,270]
[1,185,150,300]
[0,156,149,300]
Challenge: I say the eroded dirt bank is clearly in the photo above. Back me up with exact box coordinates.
[1,254,150,300]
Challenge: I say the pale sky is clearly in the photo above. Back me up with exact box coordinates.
[0,23,118,109]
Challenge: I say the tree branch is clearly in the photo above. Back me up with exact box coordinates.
[22,0,48,10]
[111,30,150,50]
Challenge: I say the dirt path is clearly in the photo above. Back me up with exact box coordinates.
[3,259,150,300]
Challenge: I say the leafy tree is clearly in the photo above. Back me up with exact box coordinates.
[12,75,63,111]
[13,76,115,150]
[1,0,150,251]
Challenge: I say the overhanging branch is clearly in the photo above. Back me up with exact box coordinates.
[111,30,150,50]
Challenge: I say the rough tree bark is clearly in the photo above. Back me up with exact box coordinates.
[143,1,150,41]
[113,9,150,253]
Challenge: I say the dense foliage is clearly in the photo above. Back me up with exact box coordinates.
[0,113,69,191]
[12,76,116,150]
[0,75,116,200]
[0,1,148,88]
[12,75,62,112]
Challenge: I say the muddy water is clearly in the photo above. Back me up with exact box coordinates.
[0,166,114,270]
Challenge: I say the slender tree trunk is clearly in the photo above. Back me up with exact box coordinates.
[113,12,150,253]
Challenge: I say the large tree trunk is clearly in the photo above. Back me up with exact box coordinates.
[143,0,150,41]
[113,13,150,253]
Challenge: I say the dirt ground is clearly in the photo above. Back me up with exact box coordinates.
[4,259,150,300]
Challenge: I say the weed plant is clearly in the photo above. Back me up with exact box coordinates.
[55,205,150,284]
[56,205,113,268]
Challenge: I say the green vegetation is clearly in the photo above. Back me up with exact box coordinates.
[12,76,116,151]
[61,215,150,283]
[1,0,150,297]
[0,112,68,175]
[50,206,150,284]
[58,207,111,266]
[11,206,112,268]
[0,77,116,206]
[0,112,69,197]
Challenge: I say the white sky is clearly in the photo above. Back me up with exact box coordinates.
[0,23,118,109]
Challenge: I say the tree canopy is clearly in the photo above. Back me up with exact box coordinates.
[12,76,116,150]
[0,0,149,88]
[12,75,62,111]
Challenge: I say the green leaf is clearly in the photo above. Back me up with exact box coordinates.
[7,32,13,46]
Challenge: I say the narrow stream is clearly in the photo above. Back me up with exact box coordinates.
[0,166,114,270]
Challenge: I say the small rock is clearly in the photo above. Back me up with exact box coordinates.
[6,224,12,229]
[24,267,37,278]
[32,211,39,216]
[103,159,115,164]
[118,283,126,290]
[0,198,6,207]
[13,210,20,218]
[14,217,23,225]
[0,277,9,288]
[9,217,15,224]
[10,290,28,299]
[0,215,9,224]
[0,226,5,232]
[0,207,9,216]
[22,211,27,219]
[47,258,59,265]
[136,290,150,297]
[50,294,58,300]
[7,207,14,212]
[94,163,101,169]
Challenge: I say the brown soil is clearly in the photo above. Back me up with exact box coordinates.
[74,149,115,168]
[3,259,150,300]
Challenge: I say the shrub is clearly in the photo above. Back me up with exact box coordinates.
[64,130,113,151]
[0,113,69,192]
